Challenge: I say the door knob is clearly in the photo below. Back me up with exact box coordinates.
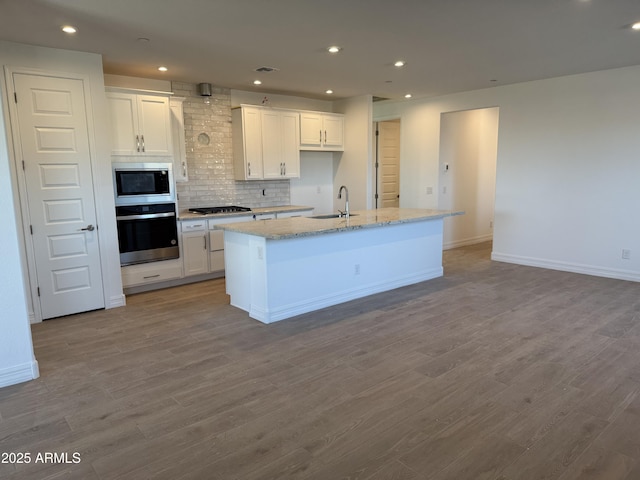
[80,224,95,231]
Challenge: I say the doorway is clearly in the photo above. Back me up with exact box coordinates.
[7,70,105,320]
[375,119,401,208]
[438,107,499,249]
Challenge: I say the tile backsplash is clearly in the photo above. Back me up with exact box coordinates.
[171,82,289,212]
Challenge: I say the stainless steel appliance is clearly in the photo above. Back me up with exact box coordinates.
[113,162,175,206]
[116,203,179,265]
[112,162,179,265]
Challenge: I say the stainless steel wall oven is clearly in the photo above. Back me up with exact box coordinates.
[113,163,179,266]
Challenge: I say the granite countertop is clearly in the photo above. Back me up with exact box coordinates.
[213,208,464,240]
[178,205,313,220]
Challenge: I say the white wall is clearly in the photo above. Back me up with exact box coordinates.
[290,153,334,214]
[0,65,38,387]
[0,41,124,328]
[333,95,374,211]
[439,107,498,248]
[374,66,640,282]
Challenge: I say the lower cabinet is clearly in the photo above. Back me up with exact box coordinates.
[181,221,209,276]
[181,216,254,277]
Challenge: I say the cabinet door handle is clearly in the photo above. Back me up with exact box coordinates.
[143,274,161,279]
[319,130,322,143]
[203,234,207,250]
[248,162,251,176]
[136,135,140,152]
[182,161,187,178]
[283,163,286,175]
[324,130,327,144]
[141,135,145,152]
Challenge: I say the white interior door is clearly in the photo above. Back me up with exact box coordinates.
[378,120,401,208]
[12,72,104,319]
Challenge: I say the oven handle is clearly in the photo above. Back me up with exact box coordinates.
[116,212,176,221]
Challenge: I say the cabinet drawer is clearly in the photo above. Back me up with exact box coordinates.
[121,260,183,287]
[181,221,207,232]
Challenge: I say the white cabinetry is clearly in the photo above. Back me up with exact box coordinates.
[106,88,173,156]
[181,220,209,276]
[233,105,300,180]
[261,109,300,179]
[170,97,188,182]
[182,216,254,277]
[300,111,344,151]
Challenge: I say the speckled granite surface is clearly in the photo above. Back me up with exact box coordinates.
[214,208,464,240]
[178,205,313,220]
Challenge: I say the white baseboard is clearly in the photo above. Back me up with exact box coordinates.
[491,252,640,283]
[251,267,444,324]
[0,360,39,388]
[107,294,127,309]
[444,234,493,250]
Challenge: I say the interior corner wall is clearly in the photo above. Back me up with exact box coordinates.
[333,95,374,210]
[0,67,38,387]
[373,65,640,282]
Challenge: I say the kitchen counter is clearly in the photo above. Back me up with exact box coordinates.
[218,207,463,324]
[213,208,462,239]
[178,205,313,220]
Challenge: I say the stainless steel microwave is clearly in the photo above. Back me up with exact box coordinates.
[112,162,175,206]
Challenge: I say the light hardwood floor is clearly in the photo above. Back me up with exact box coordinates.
[2,242,640,479]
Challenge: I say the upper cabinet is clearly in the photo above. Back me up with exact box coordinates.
[232,105,300,181]
[169,97,188,182]
[106,88,173,157]
[300,111,344,151]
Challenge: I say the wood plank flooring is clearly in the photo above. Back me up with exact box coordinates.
[2,242,640,479]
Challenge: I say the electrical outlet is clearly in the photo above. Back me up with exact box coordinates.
[354,264,360,275]
[317,186,321,194]
[443,186,447,194]
[490,221,493,229]
[426,186,433,195]
[622,249,631,260]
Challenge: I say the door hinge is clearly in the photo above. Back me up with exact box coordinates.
[30,225,33,235]
[374,193,379,199]
[22,160,25,171]
[375,129,379,136]
[14,92,17,103]
[37,287,40,297]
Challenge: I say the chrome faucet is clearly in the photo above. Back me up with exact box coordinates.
[338,185,349,218]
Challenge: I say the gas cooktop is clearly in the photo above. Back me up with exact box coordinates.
[188,206,252,215]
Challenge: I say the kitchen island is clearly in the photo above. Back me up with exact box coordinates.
[215,208,462,323]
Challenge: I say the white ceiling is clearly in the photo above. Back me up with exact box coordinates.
[1,0,640,100]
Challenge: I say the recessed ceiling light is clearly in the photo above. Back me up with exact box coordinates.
[137,37,150,43]
[327,46,342,54]
[253,80,262,85]
[404,94,412,99]
[61,25,77,34]
[394,60,406,68]
[632,22,640,30]
[325,89,333,94]
[158,66,168,72]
